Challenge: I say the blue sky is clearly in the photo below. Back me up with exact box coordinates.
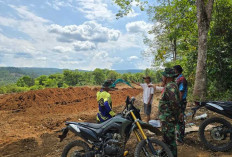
[0,0,155,70]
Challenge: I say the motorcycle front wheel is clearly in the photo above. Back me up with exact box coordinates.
[61,140,91,157]
[199,117,232,152]
[134,139,173,157]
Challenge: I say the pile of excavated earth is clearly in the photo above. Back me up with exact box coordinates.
[0,86,142,145]
[1,86,232,157]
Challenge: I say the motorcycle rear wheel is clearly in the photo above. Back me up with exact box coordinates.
[199,117,232,152]
[61,140,91,157]
[134,139,173,157]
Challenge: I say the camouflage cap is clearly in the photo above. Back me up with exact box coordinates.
[161,68,178,78]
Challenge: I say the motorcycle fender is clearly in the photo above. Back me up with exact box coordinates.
[130,120,162,136]
[58,127,69,142]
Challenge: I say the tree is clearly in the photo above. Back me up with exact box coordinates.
[193,0,214,100]
[146,0,197,64]
[44,78,57,88]
[63,70,82,86]
[36,75,48,86]
[121,73,129,81]
[16,76,35,87]
[206,0,232,99]
[49,73,64,88]
[107,70,120,80]
[92,69,106,85]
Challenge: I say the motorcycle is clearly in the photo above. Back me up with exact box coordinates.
[192,101,232,152]
[58,96,173,157]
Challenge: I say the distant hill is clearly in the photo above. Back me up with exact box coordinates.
[0,67,143,86]
[0,67,64,86]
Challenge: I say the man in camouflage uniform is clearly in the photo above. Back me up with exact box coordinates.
[159,68,181,157]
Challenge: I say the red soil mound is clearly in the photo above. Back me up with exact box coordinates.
[0,86,142,145]
[0,87,142,112]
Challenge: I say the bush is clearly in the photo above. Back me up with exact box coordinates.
[0,86,7,94]
[4,84,29,93]
[16,76,35,87]
[30,85,44,90]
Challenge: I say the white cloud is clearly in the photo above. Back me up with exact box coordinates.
[49,21,120,43]
[83,51,123,70]
[0,5,124,70]
[127,9,139,18]
[73,41,96,51]
[0,2,153,70]
[76,0,115,21]
[0,17,18,27]
[52,46,73,53]
[126,21,152,34]
[10,5,50,23]
[0,33,36,54]
[45,0,115,21]
[128,56,139,61]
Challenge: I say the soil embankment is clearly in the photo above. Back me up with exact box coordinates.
[0,86,142,146]
[1,86,232,157]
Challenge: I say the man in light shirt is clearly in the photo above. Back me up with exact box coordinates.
[132,76,154,123]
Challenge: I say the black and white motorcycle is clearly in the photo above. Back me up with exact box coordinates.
[192,101,232,152]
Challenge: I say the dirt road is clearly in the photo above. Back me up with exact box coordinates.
[0,86,232,157]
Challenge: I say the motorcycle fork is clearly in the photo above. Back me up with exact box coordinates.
[130,111,147,140]
[134,129,142,141]
[130,111,156,155]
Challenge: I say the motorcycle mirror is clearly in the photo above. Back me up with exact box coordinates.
[126,96,130,103]
[126,96,130,109]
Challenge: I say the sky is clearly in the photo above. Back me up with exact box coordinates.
[0,0,156,70]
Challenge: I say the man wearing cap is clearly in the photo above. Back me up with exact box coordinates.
[173,65,188,144]
[132,76,154,123]
[159,68,181,157]
[96,80,116,123]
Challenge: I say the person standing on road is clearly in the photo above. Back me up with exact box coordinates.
[132,76,154,123]
[96,80,116,123]
[173,65,188,144]
[159,68,181,157]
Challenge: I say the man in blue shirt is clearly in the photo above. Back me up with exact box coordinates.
[173,65,188,144]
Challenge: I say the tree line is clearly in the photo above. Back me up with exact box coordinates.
[0,68,162,94]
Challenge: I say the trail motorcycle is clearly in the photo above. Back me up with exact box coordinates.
[192,101,232,152]
[59,96,173,157]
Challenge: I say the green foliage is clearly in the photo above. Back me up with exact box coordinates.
[0,67,64,86]
[114,0,232,101]
[146,0,197,64]
[0,84,29,94]
[30,85,44,90]
[106,70,120,80]
[0,68,162,94]
[16,76,35,87]
[206,0,232,100]
[0,67,25,86]
[113,0,148,18]
[36,75,48,86]
[92,68,106,85]
[63,70,83,86]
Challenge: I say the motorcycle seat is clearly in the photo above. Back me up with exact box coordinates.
[208,101,232,112]
[79,118,113,129]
